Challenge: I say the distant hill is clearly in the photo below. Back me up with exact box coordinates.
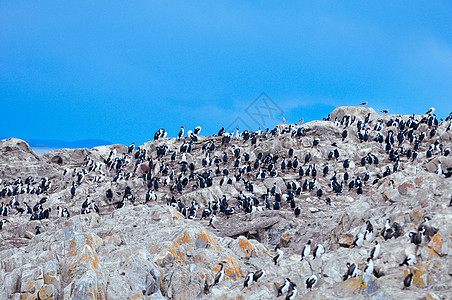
[0,138,113,149]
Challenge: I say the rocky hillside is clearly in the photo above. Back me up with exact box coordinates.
[0,106,451,300]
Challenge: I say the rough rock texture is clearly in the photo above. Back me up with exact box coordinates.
[1,106,452,299]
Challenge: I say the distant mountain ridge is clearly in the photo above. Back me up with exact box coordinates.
[0,138,113,149]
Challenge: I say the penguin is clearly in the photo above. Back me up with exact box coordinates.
[277,278,291,297]
[403,272,413,289]
[352,233,364,248]
[364,258,374,274]
[343,263,358,280]
[253,269,265,284]
[301,240,311,261]
[313,244,325,260]
[370,241,380,259]
[0,219,9,230]
[294,206,301,217]
[128,142,135,154]
[35,226,41,235]
[194,126,202,135]
[178,126,184,140]
[273,246,284,265]
[244,272,254,288]
[209,213,217,229]
[213,263,225,286]
[364,221,374,241]
[342,130,348,141]
[70,182,76,199]
[381,218,391,237]
[316,188,323,199]
[305,274,318,291]
[409,227,425,245]
[323,164,329,177]
[106,188,113,201]
[399,254,416,266]
[312,138,320,147]
[285,282,297,300]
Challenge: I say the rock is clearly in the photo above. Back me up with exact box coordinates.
[338,234,355,248]
[38,284,56,300]
[1,106,452,299]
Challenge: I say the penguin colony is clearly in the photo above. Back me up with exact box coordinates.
[1,106,451,298]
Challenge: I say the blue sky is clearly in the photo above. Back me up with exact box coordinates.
[1,1,451,146]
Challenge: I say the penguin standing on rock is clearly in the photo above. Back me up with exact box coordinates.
[286,282,297,300]
[403,272,414,289]
[399,254,416,266]
[70,182,76,199]
[313,244,325,259]
[352,233,364,248]
[273,246,284,265]
[301,240,311,261]
[277,278,291,297]
[213,263,225,286]
[305,275,318,291]
[244,272,254,289]
[128,143,135,154]
[370,241,380,259]
[343,263,358,280]
[253,269,265,285]
[178,126,184,140]
[364,258,374,274]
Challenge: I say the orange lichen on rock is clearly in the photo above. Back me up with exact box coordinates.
[177,232,193,245]
[416,176,423,185]
[196,229,219,250]
[428,233,443,257]
[404,265,428,287]
[161,242,186,265]
[225,255,242,280]
[238,236,254,257]
[341,276,361,294]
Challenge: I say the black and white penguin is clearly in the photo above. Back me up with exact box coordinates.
[277,278,291,297]
[106,188,113,201]
[244,272,254,288]
[409,227,425,245]
[343,263,358,280]
[342,130,348,141]
[301,240,311,261]
[352,233,364,248]
[0,219,9,230]
[253,269,265,284]
[313,243,325,260]
[128,142,135,154]
[305,274,318,291]
[178,126,184,140]
[364,258,374,274]
[403,272,413,289]
[273,246,284,265]
[209,213,217,229]
[399,254,416,266]
[370,241,380,259]
[70,182,76,199]
[35,226,41,235]
[285,282,297,300]
[364,220,373,241]
[213,263,225,286]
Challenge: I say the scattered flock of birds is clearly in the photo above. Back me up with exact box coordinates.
[1,106,451,297]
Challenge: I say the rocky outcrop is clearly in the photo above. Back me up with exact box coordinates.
[1,106,451,299]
